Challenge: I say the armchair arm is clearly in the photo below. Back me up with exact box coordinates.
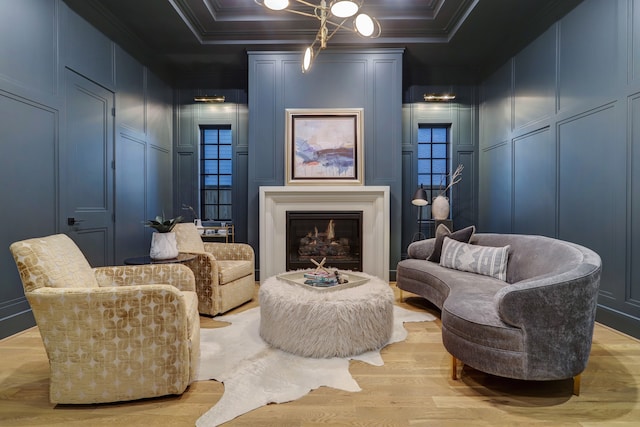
[496,263,601,329]
[494,263,601,377]
[25,285,192,403]
[203,242,254,262]
[407,238,436,260]
[93,264,196,292]
[181,253,221,315]
[183,252,220,287]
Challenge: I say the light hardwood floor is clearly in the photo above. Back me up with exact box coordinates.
[1,284,639,426]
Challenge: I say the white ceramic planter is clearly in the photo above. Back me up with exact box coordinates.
[431,195,450,220]
[150,232,179,260]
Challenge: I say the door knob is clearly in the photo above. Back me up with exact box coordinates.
[67,217,85,226]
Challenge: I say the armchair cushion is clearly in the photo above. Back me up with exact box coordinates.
[174,222,206,253]
[218,260,255,284]
[11,233,98,291]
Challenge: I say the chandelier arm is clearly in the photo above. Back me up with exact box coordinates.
[324,18,350,31]
[277,8,319,19]
[323,18,351,41]
[254,0,321,12]
[293,0,324,8]
[311,25,325,46]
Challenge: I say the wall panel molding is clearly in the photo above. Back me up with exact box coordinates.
[0,0,58,98]
[628,92,640,306]
[248,50,403,278]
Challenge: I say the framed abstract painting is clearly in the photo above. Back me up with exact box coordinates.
[285,108,364,185]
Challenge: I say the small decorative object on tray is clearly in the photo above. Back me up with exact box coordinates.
[303,270,349,287]
[300,257,349,287]
[277,257,369,291]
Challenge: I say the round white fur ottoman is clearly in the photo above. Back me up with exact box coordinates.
[259,272,394,358]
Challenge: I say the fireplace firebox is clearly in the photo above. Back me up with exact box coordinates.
[286,211,362,272]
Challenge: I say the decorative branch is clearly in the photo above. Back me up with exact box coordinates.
[181,204,198,220]
[438,164,464,196]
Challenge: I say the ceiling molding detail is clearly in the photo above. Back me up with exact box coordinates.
[62,0,585,88]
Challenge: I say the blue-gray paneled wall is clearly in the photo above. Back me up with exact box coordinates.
[172,89,250,243]
[0,0,174,339]
[478,0,640,338]
[246,50,404,280]
[401,85,479,255]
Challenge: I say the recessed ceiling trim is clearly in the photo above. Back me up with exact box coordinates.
[203,0,218,20]
[168,0,205,44]
[63,0,585,89]
[444,0,479,42]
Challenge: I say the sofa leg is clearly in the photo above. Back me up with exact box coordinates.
[451,355,459,380]
[399,289,404,302]
[573,374,581,396]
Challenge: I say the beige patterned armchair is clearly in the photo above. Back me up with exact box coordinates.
[173,223,255,316]
[9,234,200,404]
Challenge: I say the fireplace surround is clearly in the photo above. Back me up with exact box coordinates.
[259,186,390,281]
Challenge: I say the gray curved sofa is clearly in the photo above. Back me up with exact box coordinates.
[396,233,601,395]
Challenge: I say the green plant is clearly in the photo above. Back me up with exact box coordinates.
[144,214,183,233]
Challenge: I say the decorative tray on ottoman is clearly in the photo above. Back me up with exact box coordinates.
[276,270,369,292]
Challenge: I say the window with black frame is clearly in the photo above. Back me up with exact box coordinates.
[417,125,451,219]
[200,125,232,222]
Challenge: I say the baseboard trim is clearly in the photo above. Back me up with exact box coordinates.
[0,309,35,340]
[596,305,640,340]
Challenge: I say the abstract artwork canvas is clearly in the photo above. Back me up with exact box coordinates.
[286,108,363,185]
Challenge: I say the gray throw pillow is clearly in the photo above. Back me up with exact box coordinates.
[427,224,475,263]
[439,237,510,281]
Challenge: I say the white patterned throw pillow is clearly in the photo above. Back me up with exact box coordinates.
[439,237,510,281]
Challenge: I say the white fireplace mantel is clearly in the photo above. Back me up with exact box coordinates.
[259,186,390,282]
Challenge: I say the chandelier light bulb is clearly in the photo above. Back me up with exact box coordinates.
[264,0,289,11]
[302,46,314,72]
[354,13,375,37]
[330,1,359,18]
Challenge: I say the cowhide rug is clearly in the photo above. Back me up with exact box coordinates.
[195,305,435,426]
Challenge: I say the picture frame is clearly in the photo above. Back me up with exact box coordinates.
[285,108,364,185]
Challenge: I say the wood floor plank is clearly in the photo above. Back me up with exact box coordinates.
[1,284,639,426]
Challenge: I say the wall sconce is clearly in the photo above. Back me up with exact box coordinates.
[194,95,225,103]
[423,93,456,102]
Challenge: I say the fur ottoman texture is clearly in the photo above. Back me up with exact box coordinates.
[259,272,395,358]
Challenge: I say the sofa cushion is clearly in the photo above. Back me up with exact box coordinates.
[440,237,510,281]
[442,275,523,352]
[427,224,475,263]
[395,258,455,308]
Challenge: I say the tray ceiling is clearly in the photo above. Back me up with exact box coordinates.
[63,0,583,88]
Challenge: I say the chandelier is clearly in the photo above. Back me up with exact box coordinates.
[255,0,381,72]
